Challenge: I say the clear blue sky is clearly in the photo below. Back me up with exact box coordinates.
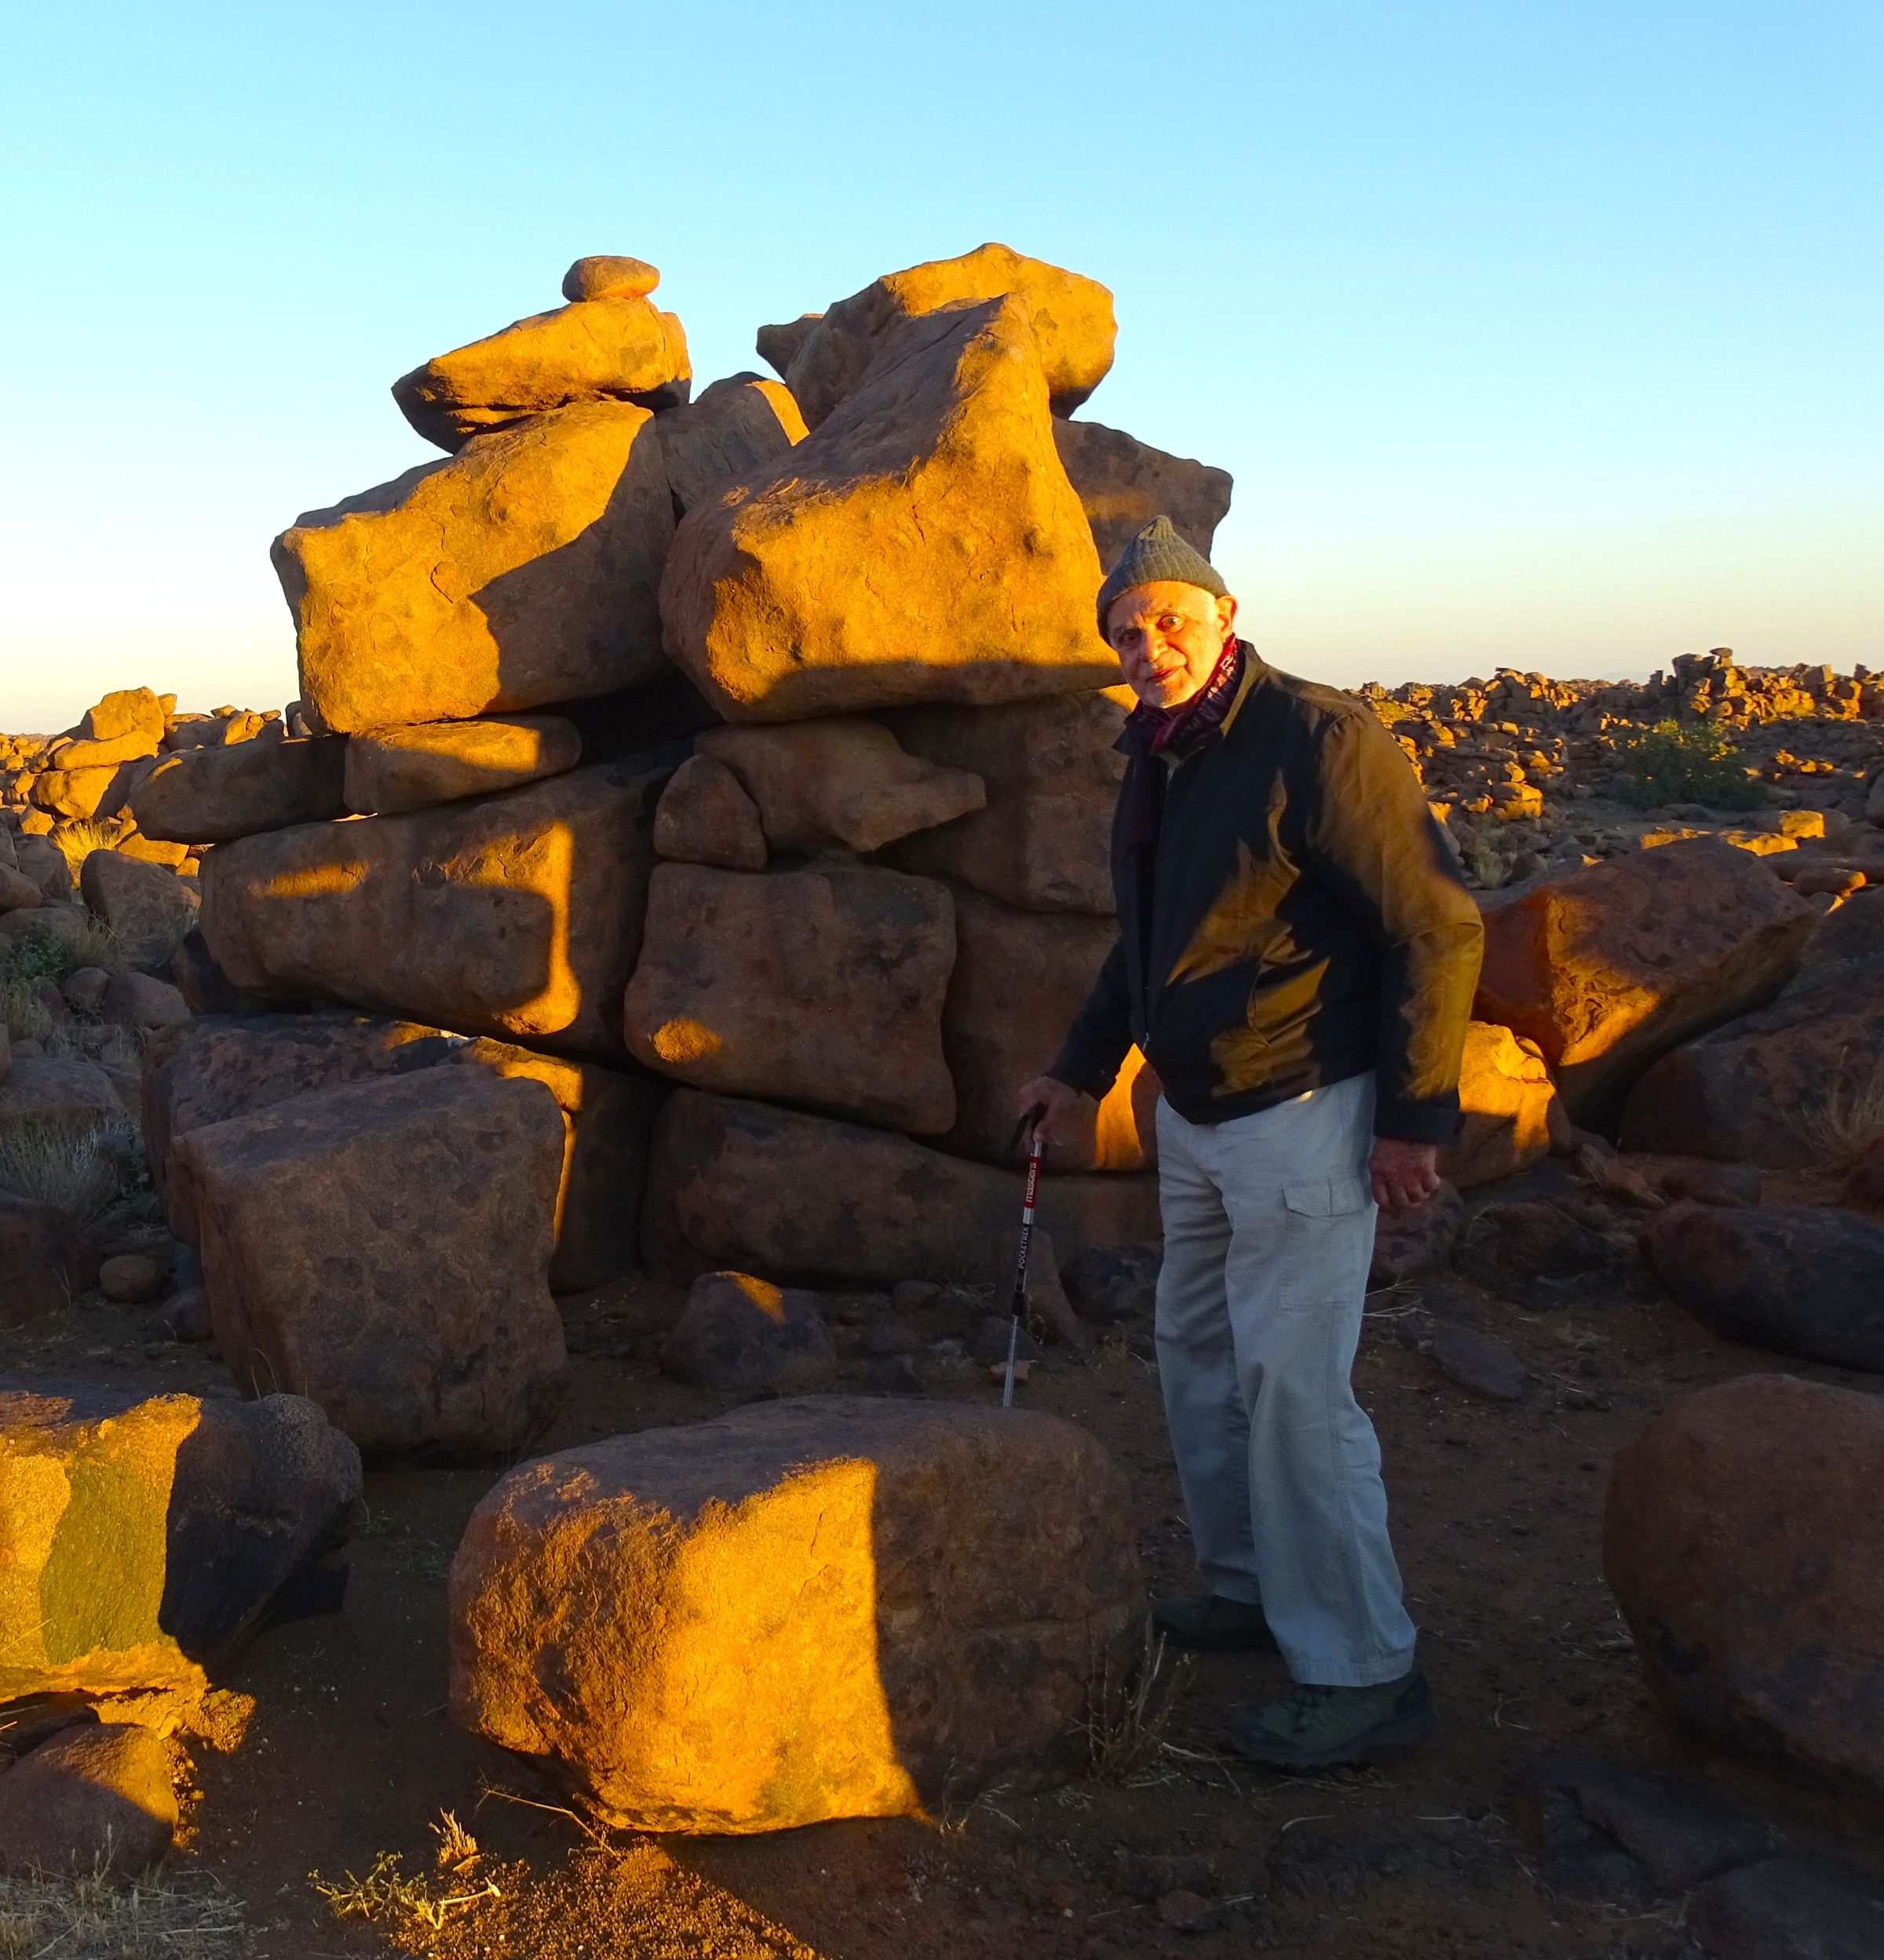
[2,1,1878,731]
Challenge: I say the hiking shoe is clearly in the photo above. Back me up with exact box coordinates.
[1226,1669,1437,1769]
[1150,1594,1279,1653]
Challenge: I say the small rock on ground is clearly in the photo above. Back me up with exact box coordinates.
[98,1254,162,1304]
[1426,1323,1527,1401]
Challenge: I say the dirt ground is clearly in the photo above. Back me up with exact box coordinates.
[8,1160,1883,1960]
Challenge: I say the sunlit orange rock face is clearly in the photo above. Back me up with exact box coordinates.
[447,1396,1142,1834]
[1443,1020,1565,1188]
[276,401,674,735]
[641,1090,1161,1286]
[781,241,1118,428]
[1473,837,1814,1127]
[199,759,670,1060]
[623,863,957,1133]
[655,373,806,516]
[0,1380,360,1702]
[342,714,582,816]
[392,294,691,451]
[179,1066,569,1457]
[659,294,1119,723]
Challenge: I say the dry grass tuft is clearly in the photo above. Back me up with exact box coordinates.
[0,1111,141,1220]
[312,1829,502,1936]
[0,1866,243,1958]
[1083,1623,1192,1785]
[50,821,118,884]
[1793,1057,1884,1170]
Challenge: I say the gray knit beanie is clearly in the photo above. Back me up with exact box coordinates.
[1094,515,1229,639]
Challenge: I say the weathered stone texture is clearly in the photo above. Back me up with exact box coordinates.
[447,1396,1142,1832]
[343,714,582,816]
[660,296,1119,723]
[1052,418,1232,568]
[199,759,668,1059]
[131,736,347,844]
[276,402,674,734]
[655,374,806,515]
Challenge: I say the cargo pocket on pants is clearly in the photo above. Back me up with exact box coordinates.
[1278,1177,1375,1308]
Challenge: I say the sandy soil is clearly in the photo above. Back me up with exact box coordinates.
[10,1159,1881,1959]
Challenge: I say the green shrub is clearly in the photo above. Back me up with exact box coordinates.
[1608,720,1765,811]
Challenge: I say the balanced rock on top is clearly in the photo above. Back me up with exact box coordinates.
[659,294,1120,722]
[392,259,690,451]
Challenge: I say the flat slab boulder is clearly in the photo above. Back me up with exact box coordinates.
[276,401,674,734]
[1052,418,1232,568]
[1605,1374,1884,1803]
[1444,1020,1565,1188]
[1619,960,1884,1168]
[696,717,985,852]
[942,883,1155,1169]
[1474,838,1813,1126]
[660,294,1119,722]
[199,758,668,1060]
[623,864,955,1133]
[447,1396,1141,1832]
[1641,1201,1884,1371]
[655,374,805,515]
[885,688,1132,912]
[392,292,690,451]
[131,736,347,845]
[783,242,1116,427]
[0,1379,360,1700]
[177,1066,568,1456]
[343,714,582,816]
[642,1090,1161,1286]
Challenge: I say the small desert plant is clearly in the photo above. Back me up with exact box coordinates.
[1608,720,1764,810]
[1793,1058,1884,1170]
[312,1843,501,1933]
[0,1866,243,1959]
[0,916,126,993]
[0,1111,141,1220]
[1083,1624,1192,1783]
[49,819,117,883]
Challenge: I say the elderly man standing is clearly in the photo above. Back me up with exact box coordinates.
[1018,517,1483,1769]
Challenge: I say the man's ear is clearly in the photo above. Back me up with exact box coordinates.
[1216,592,1238,637]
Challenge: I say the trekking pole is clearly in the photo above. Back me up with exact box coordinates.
[1002,1105,1048,1409]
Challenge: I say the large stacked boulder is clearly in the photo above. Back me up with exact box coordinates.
[447,1396,1142,1830]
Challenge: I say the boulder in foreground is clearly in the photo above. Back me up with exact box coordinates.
[0,1379,360,1700]
[642,1090,1161,1285]
[1641,1201,1884,1371]
[1444,1020,1565,1188]
[1605,1374,1884,1804]
[276,401,674,733]
[199,759,669,1060]
[660,295,1118,722]
[1474,838,1813,1126]
[178,1066,568,1456]
[0,1724,177,1877]
[448,1395,1141,1832]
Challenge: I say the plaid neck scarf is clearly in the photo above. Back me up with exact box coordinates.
[1133,636,1246,756]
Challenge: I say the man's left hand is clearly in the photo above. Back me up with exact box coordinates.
[1369,1137,1441,1212]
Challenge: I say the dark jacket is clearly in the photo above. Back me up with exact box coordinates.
[1050,647,1484,1143]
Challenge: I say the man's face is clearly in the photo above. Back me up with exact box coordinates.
[1107,581,1240,710]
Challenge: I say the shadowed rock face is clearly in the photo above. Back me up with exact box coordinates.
[179,1066,569,1458]
[1605,1374,1884,1805]
[782,242,1117,428]
[276,400,675,735]
[0,1380,361,1700]
[660,1272,838,1394]
[1474,836,1814,1128]
[623,863,957,1135]
[392,294,691,452]
[131,736,347,844]
[659,295,1119,723]
[0,1724,178,1876]
[447,1395,1143,1833]
[653,374,805,516]
[198,758,671,1061]
[1052,417,1232,569]
[641,1090,1161,1287]
[342,714,582,817]
[1619,958,1884,1168]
